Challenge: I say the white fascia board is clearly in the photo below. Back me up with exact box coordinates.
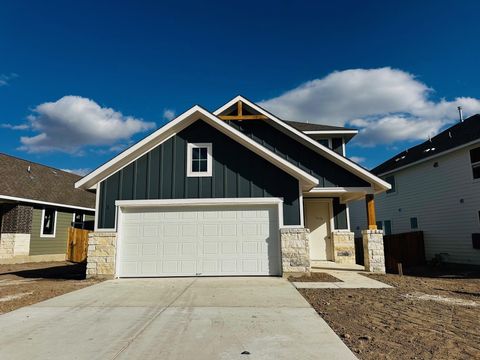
[0,195,95,212]
[75,105,201,190]
[214,96,391,192]
[376,138,480,177]
[307,187,375,194]
[303,130,358,135]
[116,197,283,208]
[76,105,318,191]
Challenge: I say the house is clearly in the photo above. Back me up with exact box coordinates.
[75,96,390,278]
[0,153,95,262]
[350,114,480,265]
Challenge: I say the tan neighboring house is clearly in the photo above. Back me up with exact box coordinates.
[0,153,95,263]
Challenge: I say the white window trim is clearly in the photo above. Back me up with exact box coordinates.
[187,142,213,177]
[40,208,57,238]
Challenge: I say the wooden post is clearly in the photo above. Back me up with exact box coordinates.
[365,194,377,230]
[237,101,242,117]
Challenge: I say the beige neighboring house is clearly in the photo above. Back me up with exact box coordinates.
[0,153,95,263]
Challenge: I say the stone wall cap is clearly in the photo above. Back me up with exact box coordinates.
[280,227,309,234]
[361,229,384,235]
[89,232,118,237]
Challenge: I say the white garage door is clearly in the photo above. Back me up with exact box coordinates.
[117,204,280,277]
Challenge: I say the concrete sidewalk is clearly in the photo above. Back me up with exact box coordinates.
[293,269,393,289]
[0,277,356,360]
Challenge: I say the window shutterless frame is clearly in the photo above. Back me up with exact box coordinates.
[40,208,57,238]
[187,143,213,177]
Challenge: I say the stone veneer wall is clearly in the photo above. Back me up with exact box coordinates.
[86,232,117,278]
[0,205,33,259]
[362,229,386,273]
[280,228,310,274]
[331,230,356,264]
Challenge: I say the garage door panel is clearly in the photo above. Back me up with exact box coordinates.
[118,204,280,277]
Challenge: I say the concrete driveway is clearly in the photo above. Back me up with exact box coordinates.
[0,277,356,360]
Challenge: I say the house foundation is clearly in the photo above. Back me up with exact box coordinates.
[362,229,386,273]
[86,232,117,278]
[280,228,310,274]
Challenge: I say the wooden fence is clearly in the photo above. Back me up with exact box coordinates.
[66,227,91,263]
[383,231,426,273]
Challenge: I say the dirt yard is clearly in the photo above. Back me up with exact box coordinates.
[0,261,100,314]
[299,266,480,360]
[288,272,342,282]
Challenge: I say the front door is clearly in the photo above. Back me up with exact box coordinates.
[304,200,332,261]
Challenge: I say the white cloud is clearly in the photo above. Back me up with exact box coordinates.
[1,123,29,130]
[163,108,176,121]
[61,168,92,176]
[19,96,156,153]
[349,156,366,164]
[259,68,480,147]
[0,73,18,86]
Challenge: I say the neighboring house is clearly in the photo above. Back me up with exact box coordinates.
[350,114,480,265]
[0,153,95,262]
[76,96,390,278]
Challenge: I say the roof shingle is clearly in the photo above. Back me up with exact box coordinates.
[372,114,480,175]
[0,153,95,209]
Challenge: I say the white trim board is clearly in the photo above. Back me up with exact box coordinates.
[214,96,391,192]
[75,105,318,191]
[40,208,57,238]
[0,195,95,212]
[303,130,358,135]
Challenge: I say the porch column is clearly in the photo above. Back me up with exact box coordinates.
[362,195,386,273]
[365,194,377,230]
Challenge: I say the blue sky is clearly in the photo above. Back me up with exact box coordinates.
[1,0,480,174]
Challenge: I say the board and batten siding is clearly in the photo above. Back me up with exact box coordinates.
[227,120,369,188]
[350,143,480,265]
[98,120,301,229]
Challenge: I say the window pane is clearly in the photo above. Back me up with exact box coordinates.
[43,209,55,235]
[199,159,207,172]
[199,147,208,160]
[192,160,200,172]
[384,220,392,235]
[410,217,418,229]
[376,221,383,230]
[470,147,480,164]
[473,164,480,179]
[192,148,200,160]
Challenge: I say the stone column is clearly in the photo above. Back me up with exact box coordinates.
[362,229,386,273]
[280,228,310,275]
[86,232,117,278]
[332,230,356,264]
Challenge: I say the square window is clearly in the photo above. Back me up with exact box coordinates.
[187,143,212,177]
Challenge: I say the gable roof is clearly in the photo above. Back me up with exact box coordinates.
[75,105,319,191]
[0,153,95,210]
[214,96,391,192]
[373,114,480,176]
